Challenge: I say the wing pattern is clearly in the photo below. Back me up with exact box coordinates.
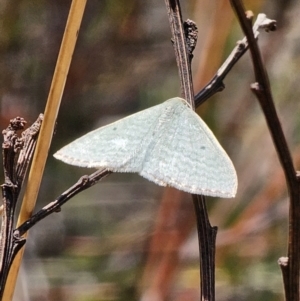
[54,98,237,197]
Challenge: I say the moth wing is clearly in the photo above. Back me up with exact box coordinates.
[54,101,172,172]
[139,100,237,198]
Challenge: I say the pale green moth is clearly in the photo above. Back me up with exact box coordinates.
[54,97,237,198]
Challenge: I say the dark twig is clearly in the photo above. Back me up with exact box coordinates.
[0,115,42,299]
[164,0,194,107]
[194,13,276,107]
[278,256,289,296]
[16,114,44,184]
[15,168,111,236]
[184,19,198,61]
[193,195,217,301]
[230,1,300,301]
[164,1,216,300]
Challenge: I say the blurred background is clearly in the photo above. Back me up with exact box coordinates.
[0,0,300,300]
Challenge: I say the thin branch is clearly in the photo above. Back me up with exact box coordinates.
[164,1,216,300]
[194,13,276,107]
[15,169,111,236]
[164,0,194,107]
[193,195,217,301]
[278,257,289,296]
[0,115,42,300]
[3,1,87,300]
[230,2,300,301]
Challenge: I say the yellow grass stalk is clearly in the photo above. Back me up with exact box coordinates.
[3,0,87,299]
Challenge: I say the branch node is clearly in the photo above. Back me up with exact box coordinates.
[245,10,254,22]
[278,257,289,267]
[2,117,26,152]
[184,19,198,58]
[55,207,62,213]
[237,40,246,51]
[79,175,90,186]
[250,82,263,92]
[256,14,277,32]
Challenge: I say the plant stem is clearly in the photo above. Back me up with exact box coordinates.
[194,14,276,107]
[15,169,111,236]
[0,116,42,299]
[193,195,217,301]
[164,0,194,107]
[230,1,300,300]
[164,1,216,300]
[2,1,87,300]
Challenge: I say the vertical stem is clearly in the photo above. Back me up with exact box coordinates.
[193,195,217,301]
[0,116,39,299]
[2,1,87,300]
[164,0,194,108]
[164,1,216,300]
[0,188,16,298]
[230,1,300,300]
